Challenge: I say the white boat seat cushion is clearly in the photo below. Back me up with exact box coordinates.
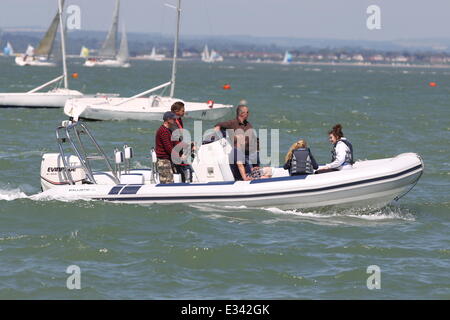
[120,173,144,185]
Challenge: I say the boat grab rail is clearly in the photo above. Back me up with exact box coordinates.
[113,81,171,106]
[55,121,119,185]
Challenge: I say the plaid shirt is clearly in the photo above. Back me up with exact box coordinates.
[155,125,175,160]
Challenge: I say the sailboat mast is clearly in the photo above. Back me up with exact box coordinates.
[58,0,68,89]
[170,0,181,98]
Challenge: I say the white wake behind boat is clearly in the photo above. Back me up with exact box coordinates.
[39,121,424,210]
[66,0,233,121]
[0,0,83,108]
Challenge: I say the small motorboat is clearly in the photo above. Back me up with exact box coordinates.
[39,121,424,210]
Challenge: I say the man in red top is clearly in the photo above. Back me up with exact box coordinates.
[171,101,185,130]
[170,101,193,182]
[155,111,178,184]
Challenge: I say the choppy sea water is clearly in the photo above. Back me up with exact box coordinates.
[0,58,449,299]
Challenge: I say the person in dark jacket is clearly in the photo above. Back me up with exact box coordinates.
[283,139,318,175]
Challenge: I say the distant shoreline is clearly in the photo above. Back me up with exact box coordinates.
[3,53,450,69]
[247,60,450,69]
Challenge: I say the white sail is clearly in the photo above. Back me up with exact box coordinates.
[202,45,223,63]
[116,24,129,62]
[3,41,14,56]
[99,0,120,58]
[25,45,35,56]
[7,42,14,55]
[282,51,292,64]
[201,44,210,62]
[147,46,165,60]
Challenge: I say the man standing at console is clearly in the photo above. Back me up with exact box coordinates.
[155,111,178,184]
[214,102,257,166]
[214,102,253,134]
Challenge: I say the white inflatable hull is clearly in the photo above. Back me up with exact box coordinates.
[40,153,423,210]
[64,96,234,121]
[0,89,84,108]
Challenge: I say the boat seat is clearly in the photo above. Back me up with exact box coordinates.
[219,163,235,181]
[93,172,117,185]
[120,173,144,185]
[130,169,153,183]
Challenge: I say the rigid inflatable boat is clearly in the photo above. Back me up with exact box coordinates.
[39,121,424,210]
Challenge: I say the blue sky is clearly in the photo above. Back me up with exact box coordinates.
[1,0,449,40]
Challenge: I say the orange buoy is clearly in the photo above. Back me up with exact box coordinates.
[223,84,231,90]
[207,100,214,108]
[71,73,79,79]
[429,82,437,87]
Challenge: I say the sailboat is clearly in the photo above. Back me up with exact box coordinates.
[64,0,233,121]
[0,0,83,108]
[3,41,14,56]
[282,51,292,64]
[148,47,165,61]
[14,3,65,67]
[201,44,223,63]
[84,0,130,68]
[79,46,90,58]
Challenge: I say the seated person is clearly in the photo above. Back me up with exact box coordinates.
[247,137,260,168]
[229,135,271,181]
[316,124,354,174]
[283,139,318,175]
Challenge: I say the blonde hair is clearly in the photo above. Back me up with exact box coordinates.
[285,139,307,163]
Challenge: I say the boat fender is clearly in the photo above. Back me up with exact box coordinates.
[124,145,133,159]
[61,120,72,127]
[151,148,157,163]
[115,150,124,164]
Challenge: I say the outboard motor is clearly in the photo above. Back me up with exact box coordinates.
[40,153,86,191]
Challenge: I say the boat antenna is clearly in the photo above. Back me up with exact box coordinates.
[168,0,181,98]
[58,0,68,89]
